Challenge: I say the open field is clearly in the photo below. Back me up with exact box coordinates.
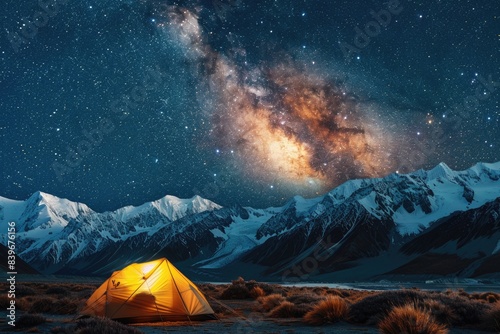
[1,278,499,333]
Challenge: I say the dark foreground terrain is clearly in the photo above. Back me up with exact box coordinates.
[1,278,499,333]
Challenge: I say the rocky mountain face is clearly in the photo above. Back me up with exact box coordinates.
[1,162,499,281]
[0,192,221,273]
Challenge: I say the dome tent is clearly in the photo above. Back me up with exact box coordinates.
[81,258,216,323]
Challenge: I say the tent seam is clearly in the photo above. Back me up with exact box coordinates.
[166,260,191,317]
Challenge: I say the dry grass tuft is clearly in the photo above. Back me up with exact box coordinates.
[257,293,286,312]
[232,276,245,285]
[420,299,457,325]
[68,284,98,292]
[27,296,80,314]
[17,285,37,297]
[481,302,500,332]
[249,286,266,299]
[349,289,490,326]
[349,290,424,325]
[472,292,500,303]
[29,297,56,313]
[53,297,80,314]
[286,293,324,305]
[303,296,349,326]
[220,284,250,300]
[268,301,311,318]
[46,286,69,295]
[436,292,490,325]
[378,304,448,334]
[487,294,499,304]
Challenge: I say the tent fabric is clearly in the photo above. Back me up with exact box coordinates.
[81,258,215,322]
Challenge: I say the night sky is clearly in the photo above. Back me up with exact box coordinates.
[1,0,499,211]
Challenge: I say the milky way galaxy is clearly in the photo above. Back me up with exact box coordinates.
[162,6,396,194]
[2,0,498,210]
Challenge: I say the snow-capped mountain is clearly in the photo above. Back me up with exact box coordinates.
[241,161,500,280]
[1,161,499,280]
[0,192,221,273]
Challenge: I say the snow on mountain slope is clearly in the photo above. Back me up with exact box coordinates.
[301,161,500,236]
[0,196,26,224]
[494,241,500,255]
[195,208,275,269]
[0,191,94,242]
[239,161,500,277]
[391,162,500,235]
[252,162,499,239]
[0,161,498,277]
[0,192,222,272]
[113,194,221,222]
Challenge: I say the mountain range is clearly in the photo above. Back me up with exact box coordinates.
[1,161,499,281]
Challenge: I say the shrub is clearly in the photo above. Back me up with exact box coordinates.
[29,297,56,313]
[349,289,490,326]
[325,288,350,298]
[474,292,500,303]
[257,293,286,312]
[481,302,500,332]
[17,313,47,328]
[76,317,144,334]
[46,286,69,295]
[15,297,32,311]
[457,289,469,298]
[349,290,427,324]
[232,277,245,285]
[220,284,250,299]
[268,301,311,318]
[435,293,490,325]
[378,304,448,334]
[313,287,327,295]
[420,299,457,325]
[303,296,349,326]
[286,293,324,305]
[487,294,499,303]
[53,298,79,314]
[254,282,285,296]
[69,284,97,292]
[17,285,37,297]
[249,286,266,299]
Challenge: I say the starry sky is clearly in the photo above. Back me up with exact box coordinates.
[1,0,499,211]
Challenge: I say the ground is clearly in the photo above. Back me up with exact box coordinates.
[0,278,499,333]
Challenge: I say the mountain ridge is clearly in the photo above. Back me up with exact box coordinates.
[1,161,499,280]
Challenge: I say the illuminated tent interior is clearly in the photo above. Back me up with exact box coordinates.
[80,258,216,323]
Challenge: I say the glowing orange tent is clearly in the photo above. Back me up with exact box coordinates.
[81,258,216,323]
